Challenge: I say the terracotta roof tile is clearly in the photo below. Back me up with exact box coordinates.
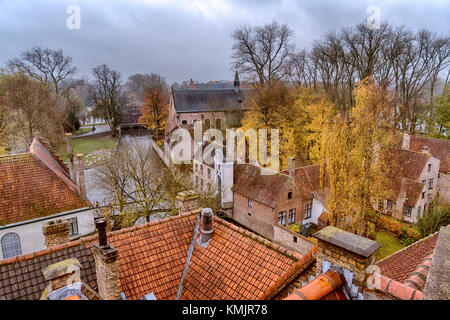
[407,136,450,173]
[1,212,312,300]
[0,152,90,225]
[234,164,290,208]
[376,231,439,283]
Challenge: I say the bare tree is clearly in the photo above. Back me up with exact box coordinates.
[90,64,124,136]
[0,72,62,148]
[8,46,77,99]
[231,21,294,85]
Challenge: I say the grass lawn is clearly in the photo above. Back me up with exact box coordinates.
[375,231,406,261]
[57,135,118,163]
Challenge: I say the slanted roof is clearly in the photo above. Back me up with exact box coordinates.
[281,165,320,199]
[376,231,439,283]
[408,136,450,173]
[234,163,291,208]
[0,241,97,300]
[0,151,91,226]
[387,177,424,207]
[0,212,313,300]
[173,88,249,113]
[383,148,430,181]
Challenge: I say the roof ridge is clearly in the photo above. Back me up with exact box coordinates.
[212,216,303,261]
[376,229,440,265]
[0,152,32,160]
[0,239,84,267]
[29,153,90,207]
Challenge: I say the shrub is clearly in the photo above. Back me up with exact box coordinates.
[288,224,301,234]
[417,201,450,237]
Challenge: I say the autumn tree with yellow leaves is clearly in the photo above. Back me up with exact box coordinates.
[138,76,169,140]
[321,77,397,236]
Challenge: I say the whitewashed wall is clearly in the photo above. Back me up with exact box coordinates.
[0,209,96,259]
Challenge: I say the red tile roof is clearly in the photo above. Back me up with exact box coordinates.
[233,164,290,208]
[384,148,430,181]
[282,165,320,199]
[408,136,450,173]
[1,211,314,300]
[376,231,439,283]
[0,152,90,226]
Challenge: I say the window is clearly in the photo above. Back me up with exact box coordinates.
[428,178,433,190]
[1,233,22,259]
[200,179,204,190]
[304,203,312,219]
[205,119,211,130]
[288,209,296,224]
[428,164,431,172]
[422,192,425,199]
[248,200,253,208]
[215,119,221,130]
[403,206,412,217]
[68,218,79,236]
[199,165,203,175]
[248,212,252,216]
[386,200,393,213]
[207,168,211,178]
[378,200,384,211]
[422,179,426,185]
[195,175,198,186]
[207,183,211,191]
[293,236,297,243]
[428,193,432,202]
[181,120,187,125]
[278,211,286,226]
[288,192,292,200]
[195,163,198,171]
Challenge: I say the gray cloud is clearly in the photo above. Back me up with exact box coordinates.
[0,0,449,83]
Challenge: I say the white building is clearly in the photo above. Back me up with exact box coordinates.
[0,135,96,259]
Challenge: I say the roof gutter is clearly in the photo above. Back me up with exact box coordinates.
[0,207,93,231]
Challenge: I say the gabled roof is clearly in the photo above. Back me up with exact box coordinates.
[173,88,249,113]
[0,211,314,300]
[233,163,291,208]
[281,165,320,199]
[387,177,424,207]
[0,148,91,226]
[384,148,430,181]
[376,231,439,283]
[408,136,450,173]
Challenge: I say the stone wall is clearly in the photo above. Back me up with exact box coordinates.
[273,224,315,255]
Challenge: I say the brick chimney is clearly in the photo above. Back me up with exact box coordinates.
[76,153,86,197]
[313,226,381,299]
[401,132,411,150]
[92,218,121,300]
[42,219,70,248]
[198,208,213,247]
[422,145,430,154]
[288,157,296,177]
[42,258,82,294]
[176,190,199,214]
[65,133,75,182]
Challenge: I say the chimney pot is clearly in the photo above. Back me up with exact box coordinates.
[288,157,296,177]
[199,208,214,245]
[95,218,108,247]
[401,132,411,150]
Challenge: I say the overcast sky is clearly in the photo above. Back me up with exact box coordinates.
[0,0,449,83]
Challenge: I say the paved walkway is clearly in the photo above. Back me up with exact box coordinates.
[73,124,111,138]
